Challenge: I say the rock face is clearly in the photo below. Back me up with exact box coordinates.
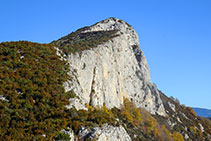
[60,18,166,116]
[78,124,131,141]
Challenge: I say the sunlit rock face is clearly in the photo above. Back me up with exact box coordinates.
[60,18,166,116]
[78,124,131,141]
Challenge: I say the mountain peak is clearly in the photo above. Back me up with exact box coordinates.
[82,17,133,33]
[54,18,167,116]
[53,18,139,57]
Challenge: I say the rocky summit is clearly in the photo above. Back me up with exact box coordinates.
[55,17,166,116]
[1,18,211,140]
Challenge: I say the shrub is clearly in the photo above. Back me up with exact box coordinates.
[172,132,184,141]
[120,98,142,127]
[161,125,172,140]
[187,107,197,117]
[56,132,70,140]
[114,99,174,140]
[189,126,197,135]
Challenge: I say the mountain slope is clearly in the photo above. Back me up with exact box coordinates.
[157,91,211,140]
[0,41,73,140]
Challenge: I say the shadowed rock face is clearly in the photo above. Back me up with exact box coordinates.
[56,17,166,116]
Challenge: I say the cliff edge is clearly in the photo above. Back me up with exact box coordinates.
[54,17,166,116]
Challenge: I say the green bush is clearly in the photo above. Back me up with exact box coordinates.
[56,132,71,140]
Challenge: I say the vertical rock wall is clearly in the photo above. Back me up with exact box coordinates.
[62,18,166,116]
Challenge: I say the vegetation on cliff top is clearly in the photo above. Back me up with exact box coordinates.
[52,30,119,55]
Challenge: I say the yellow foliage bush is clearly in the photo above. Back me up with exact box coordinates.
[189,126,197,135]
[102,104,114,119]
[120,98,142,126]
[119,99,174,140]
[121,108,134,123]
[172,132,184,141]
[187,107,197,117]
[161,125,172,140]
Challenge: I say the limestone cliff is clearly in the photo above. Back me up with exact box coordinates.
[55,17,166,116]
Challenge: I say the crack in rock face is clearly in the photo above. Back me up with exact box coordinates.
[59,17,166,116]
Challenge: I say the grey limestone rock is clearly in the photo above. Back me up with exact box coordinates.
[0,95,9,102]
[60,128,75,141]
[78,124,131,141]
[61,17,166,116]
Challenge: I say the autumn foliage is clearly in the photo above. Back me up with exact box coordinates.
[187,107,197,117]
[0,41,72,140]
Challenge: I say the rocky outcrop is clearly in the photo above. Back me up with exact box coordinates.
[58,17,166,116]
[60,128,74,141]
[78,124,131,141]
[61,124,131,141]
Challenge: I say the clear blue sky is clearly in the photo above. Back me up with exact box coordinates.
[1,0,211,109]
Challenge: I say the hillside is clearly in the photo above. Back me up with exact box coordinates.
[0,18,211,140]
